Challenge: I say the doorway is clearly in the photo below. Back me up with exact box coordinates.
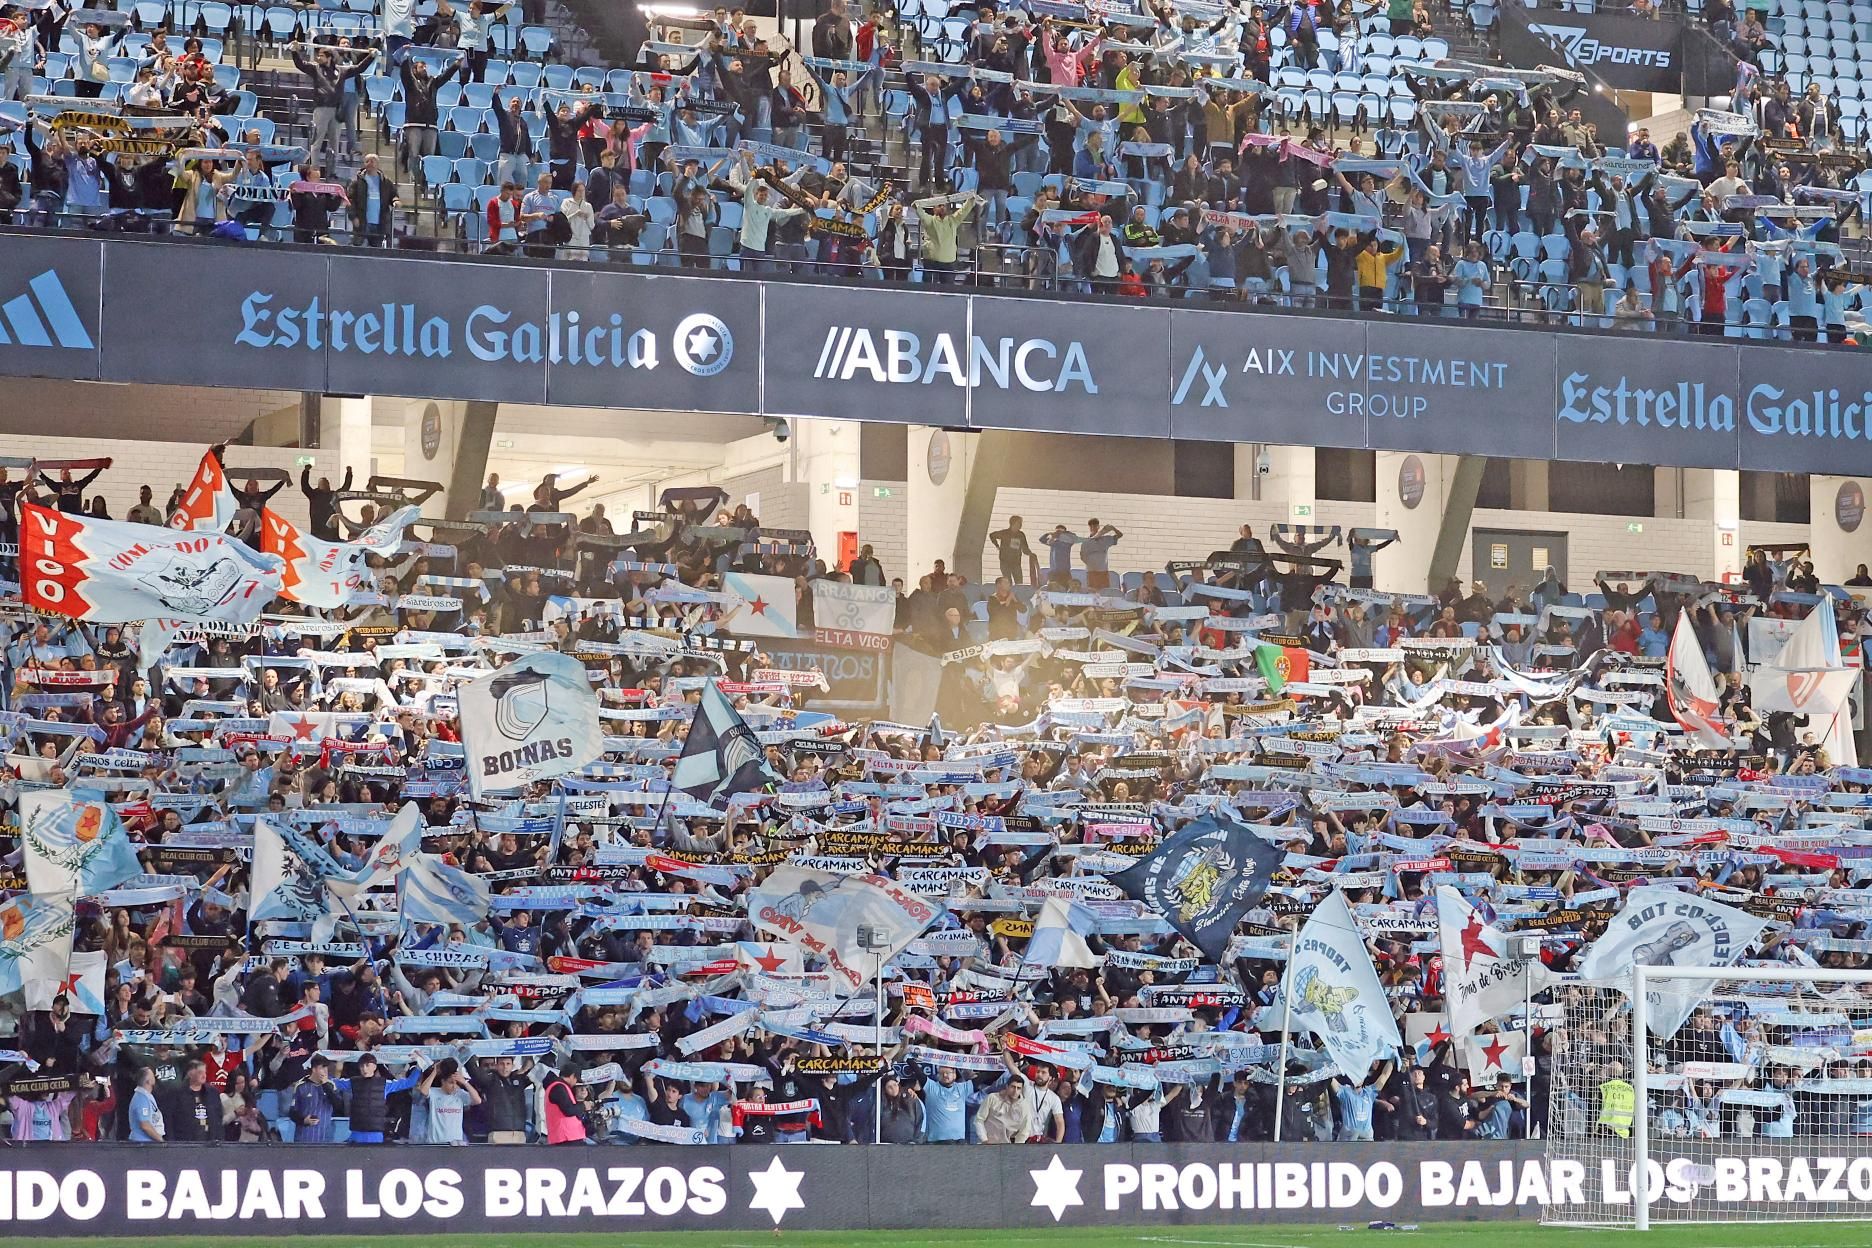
[1472,529,1569,601]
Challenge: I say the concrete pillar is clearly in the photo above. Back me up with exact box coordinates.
[1811,475,1870,584]
[789,417,862,572]
[1232,444,1317,523]
[401,399,460,519]
[1508,460,1549,512]
[1682,469,1743,583]
[1373,451,1451,594]
[907,425,976,585]
[325,396,373,486]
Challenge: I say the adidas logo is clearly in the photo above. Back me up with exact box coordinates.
[0,271,95,350]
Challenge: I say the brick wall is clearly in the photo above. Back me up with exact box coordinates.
[0,436,335,530]
[855,480,908,582]
[720,466,808,534]
[975,488,1811,588]
[0,380,298,445]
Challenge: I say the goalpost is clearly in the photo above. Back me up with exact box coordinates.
[1543,965,1872,1230]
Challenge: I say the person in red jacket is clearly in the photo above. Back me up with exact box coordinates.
[485,181,523,255]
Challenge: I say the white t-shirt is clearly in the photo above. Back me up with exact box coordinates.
[426,1086,472,1144]
[383,0,417,40]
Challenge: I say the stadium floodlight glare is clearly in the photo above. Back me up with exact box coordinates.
[1544,966,1872,1232]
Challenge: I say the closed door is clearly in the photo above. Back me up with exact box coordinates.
[1472,529,1569,601]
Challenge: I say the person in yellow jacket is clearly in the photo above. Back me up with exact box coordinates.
[1354,233,1406,313]
[1114,56,1146,128]
[1596,1063,1636,1139]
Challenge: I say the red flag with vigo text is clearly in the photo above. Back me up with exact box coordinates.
[168,448,238,533]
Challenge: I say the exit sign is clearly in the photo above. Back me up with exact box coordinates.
[1293,504,1313,517]
[873,487,895,498]
[1626,522,1643,534]
[295,455,315,467]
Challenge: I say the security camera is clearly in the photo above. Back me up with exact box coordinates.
[1255,449,1272,476]
[765,417,791,444]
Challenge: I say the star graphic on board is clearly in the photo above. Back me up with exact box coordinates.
[1029,1154,1084,1223]
[284,714,318,740]
[1479,1034,1510,1070]
[1426,1023,1451,1049]
[752,945,787,973]
[746,1156,805,1225]
[1460,912,1497,971]
[684,327,720,362]
[55,972,81,998]
[748,596,769,615]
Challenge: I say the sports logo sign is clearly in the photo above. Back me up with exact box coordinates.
[1507,13,1683,92]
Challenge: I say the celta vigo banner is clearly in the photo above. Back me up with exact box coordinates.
[2,231,1870,477]
[6,1142,1872,1234]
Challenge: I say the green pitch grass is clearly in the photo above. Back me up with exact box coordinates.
[40,1224,1872,1248]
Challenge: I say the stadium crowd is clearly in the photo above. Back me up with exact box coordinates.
[0,452,1870,1151]
[2,0,1872,334]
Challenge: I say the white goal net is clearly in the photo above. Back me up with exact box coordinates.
[1543,967,1872,1229]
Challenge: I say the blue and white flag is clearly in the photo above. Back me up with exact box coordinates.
[1578,885,1769,1037]
[749,865,946,998]
[18,790,143,897]
[0,892,77,1003]
[28,946,104,1014]
[672,681,780,808]
[459,651,605,798]
[329,802,426,902]
[1024,895,1102,969]
[398,852,493,928]
[250,817,351,941]
[1284,890,1403,1079]
[720,572,799,638]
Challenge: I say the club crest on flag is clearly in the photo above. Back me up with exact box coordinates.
[0,892,77,1003]
[1291,965,1362,1033]
[459,651,605,798]
[19,789,143,897]
[491,666,552,738]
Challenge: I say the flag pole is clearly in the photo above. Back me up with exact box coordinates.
[874,948,885,1143]
[1272,923,1297,1143]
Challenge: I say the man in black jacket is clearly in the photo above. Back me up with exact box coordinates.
[348,152,400,247]
[301,464,353,539]
[165,1061,224,1143]
[492,96,536,189]
[292,41,376,171]
[400,51,465,194]
[541,97,602,191]
[812,0,852,59]
[331,1053,417,1143]
[243,958,290,1018]
[1392,1065,1440,1139]
[1072,215,1128,293]
[472,1054,533,1143]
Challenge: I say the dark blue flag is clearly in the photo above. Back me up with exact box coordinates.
[1109,815,1284,962]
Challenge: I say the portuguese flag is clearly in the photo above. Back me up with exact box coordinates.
[1254,644,1310,694]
